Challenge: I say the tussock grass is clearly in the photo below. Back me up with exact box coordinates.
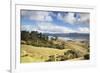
[20,41,89,63]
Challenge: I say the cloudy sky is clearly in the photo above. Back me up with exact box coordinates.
[21,10,90,33]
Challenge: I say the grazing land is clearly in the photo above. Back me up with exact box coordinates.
[21,39,89,63]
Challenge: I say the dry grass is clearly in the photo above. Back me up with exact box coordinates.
[20,41,89,63]
[21,45,67,63]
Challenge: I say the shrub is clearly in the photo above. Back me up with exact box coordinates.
[84,54,90,60]
[56,55,65,61]
[64,50,78,60]
[46,55,55,62]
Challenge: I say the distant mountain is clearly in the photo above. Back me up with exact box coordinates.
[43,33,89,37]
[43,33,89,41]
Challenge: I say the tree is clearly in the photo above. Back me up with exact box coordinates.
[38,33,42,39]
[30,31,38,41]
[21,31,30,41]
[55,36,58,40]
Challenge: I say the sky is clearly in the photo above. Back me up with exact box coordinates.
[21,10,90,34]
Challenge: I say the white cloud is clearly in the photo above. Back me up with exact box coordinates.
[45,15,53,21]
[21,22,75,33]
[21,23,89,34]
[57,12,76,24]
[74,13,89,25]
[21,10,53,22]
[21,10,89,25]
[37,22,76,33]
[21,10,90,34]
[21,24,37,32]
[79,13,89,24]
[78,27,89,33]
[57,13,63,20]
[57,12,89,25]
[64,13,76,24]
[37,22,75,33]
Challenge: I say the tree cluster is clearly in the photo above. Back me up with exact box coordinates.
[21,31,65,49]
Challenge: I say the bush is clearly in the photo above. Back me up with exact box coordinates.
[46,54,65,62]
[64,50,78,60]
[84,54,90,60]
[56,55,65,61]
[46,55,55,62]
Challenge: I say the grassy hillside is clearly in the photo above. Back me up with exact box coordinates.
[21,41,89,63]
[21,44,65,63]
